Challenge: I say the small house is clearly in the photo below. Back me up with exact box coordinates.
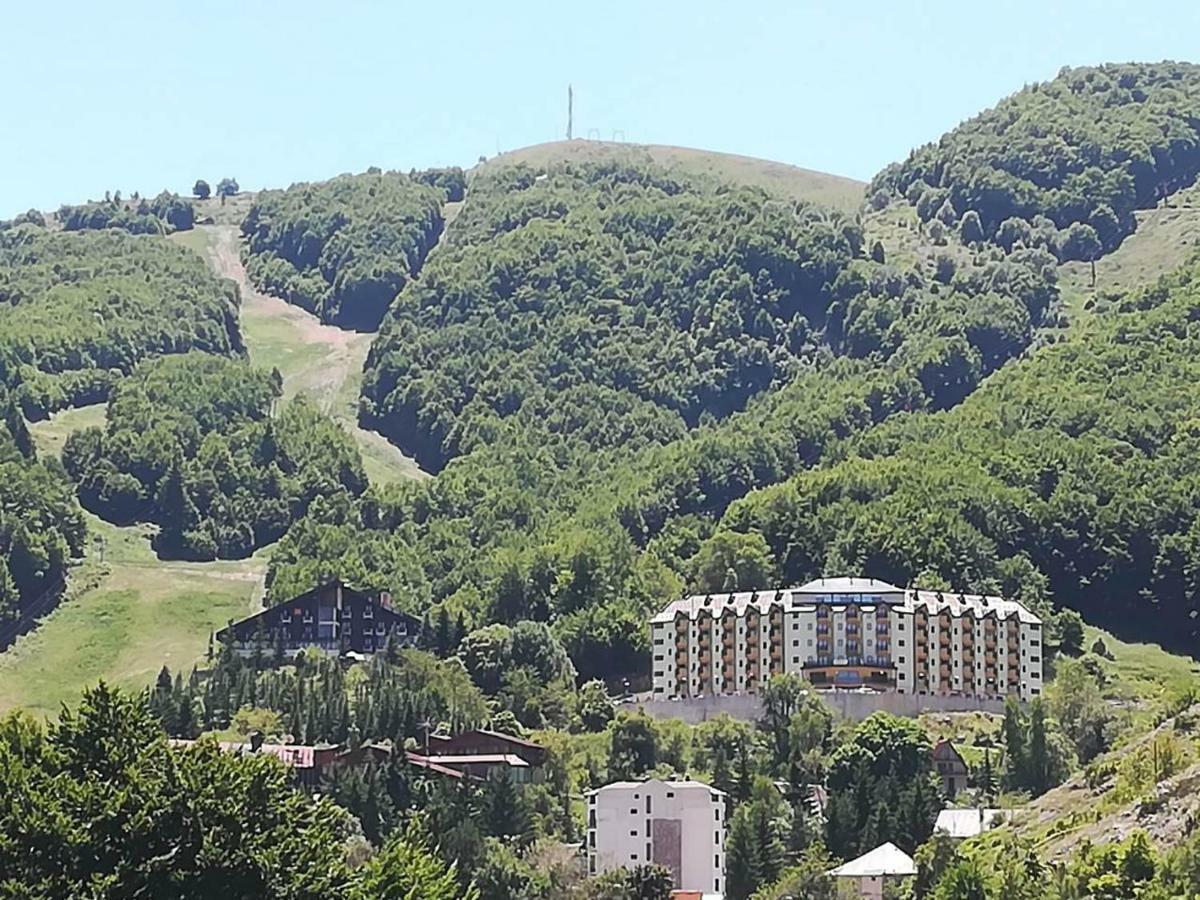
[828,842,916,900]
[931,739,970,797]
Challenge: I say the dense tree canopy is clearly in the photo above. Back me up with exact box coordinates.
[0,228,242,418]
[0,684,356,898]
[242,171,446,329]
[253,157,1061,681]
[724,257,1200,652]
[62,353,366,560]
[874,62,1200,257]
[57,190,195,234]
[0,395,85,628]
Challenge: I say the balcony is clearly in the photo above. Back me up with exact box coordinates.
[939,632,950,646]
[939,648,950,662]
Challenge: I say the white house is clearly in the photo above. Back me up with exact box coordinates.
[828,842,916,900]
[587,778,725,895]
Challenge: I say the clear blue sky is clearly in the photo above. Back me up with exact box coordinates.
[6,0,1200,216]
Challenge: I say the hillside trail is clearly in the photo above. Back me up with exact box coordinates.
[202,225,427,485]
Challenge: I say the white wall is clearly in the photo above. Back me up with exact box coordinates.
[588,781,724,894]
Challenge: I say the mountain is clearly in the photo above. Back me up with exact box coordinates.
[4,60,1200,702]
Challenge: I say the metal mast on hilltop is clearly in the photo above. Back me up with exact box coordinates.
[567,84,574,140]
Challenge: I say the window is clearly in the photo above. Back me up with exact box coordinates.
[715,830,720,844]
[362,606,373,619]
[630,808,637,815]
[630,830,638,837]
[715,854,721,869]
[715,808,720,820]
[792,639,798,647]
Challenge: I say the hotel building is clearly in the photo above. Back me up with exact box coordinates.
[650,577,1043,701]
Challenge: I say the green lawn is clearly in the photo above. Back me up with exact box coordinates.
[0,549,263,720]
[29,403,107,459]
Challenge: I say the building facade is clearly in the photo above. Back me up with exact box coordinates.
[587,779,725,895]
[216,579,421,659]
[650,577,1043,702]
[931,739,970,797]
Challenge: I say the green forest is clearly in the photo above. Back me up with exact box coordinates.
[273,157,1058,679]
[241,171,449,329]
[873,62,1200,258]
[62,352,366,560]
[0,228,242,418]
[721,260,1200,652]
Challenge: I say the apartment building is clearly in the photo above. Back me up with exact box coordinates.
[587,778,725,894]
[650,576,1043,701]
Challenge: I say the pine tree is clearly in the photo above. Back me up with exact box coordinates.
[1002,695,1026,790]
[726,805,763,900]
[1028,698,1049,795]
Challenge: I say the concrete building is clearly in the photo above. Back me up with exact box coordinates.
[650,576,1043,702]
[587,778,725,895]
[828,842,916,899]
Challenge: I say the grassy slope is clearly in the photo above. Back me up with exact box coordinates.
[0,513,264,719]
[1059,181,1200,323]
[480,140,866,214]
[193,224,428,486]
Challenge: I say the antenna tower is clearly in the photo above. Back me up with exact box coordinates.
[567,84,574,140]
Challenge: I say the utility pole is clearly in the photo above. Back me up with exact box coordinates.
[567,84,573,140]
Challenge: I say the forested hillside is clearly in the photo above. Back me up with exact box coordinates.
[241,171,450,329]
[0,394,84,627]
[56,190,195,235]
[62,353,366,560]
[874,62,1200,258]
[259,157,1059,678]
[0,228,242,418]
[723,257,1200,652]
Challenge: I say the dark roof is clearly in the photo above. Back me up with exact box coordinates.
[216,578,416,640]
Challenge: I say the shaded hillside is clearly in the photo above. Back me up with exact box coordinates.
[483,139,865,214]
[723,255,1200,653]
[874,62,1200,257]
[241,171,449,330]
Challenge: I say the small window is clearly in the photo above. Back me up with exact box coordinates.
[666,791,675,799]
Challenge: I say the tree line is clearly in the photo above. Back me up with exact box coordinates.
[241,170,450,329]
[61,352,367,560]
[872,62,1200,260]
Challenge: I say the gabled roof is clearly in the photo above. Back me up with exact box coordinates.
[829,842,916,877]
[216,578,418,639]
[932,739,967,765]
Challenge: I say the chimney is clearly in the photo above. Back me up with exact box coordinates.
[379,590,392,610]
[249,731,264,752]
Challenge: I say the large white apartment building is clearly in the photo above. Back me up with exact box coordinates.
[587,778,725,894]
[650,576,1043,702]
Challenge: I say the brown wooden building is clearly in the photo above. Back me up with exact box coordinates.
[216,578,421,660]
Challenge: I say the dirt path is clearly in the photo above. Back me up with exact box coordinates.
[202,225,428,484]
